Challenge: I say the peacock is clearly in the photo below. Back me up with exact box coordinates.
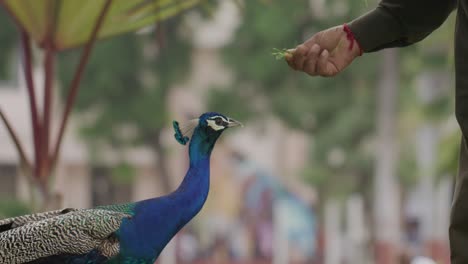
[0,112,242,264]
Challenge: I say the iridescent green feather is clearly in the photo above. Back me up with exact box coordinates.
[173,121,190,145]
[96,202,136,216]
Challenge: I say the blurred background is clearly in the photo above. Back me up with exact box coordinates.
[0,0,459,264]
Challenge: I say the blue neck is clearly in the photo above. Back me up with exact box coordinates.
[174,126,221,219]
[188,126,220,165]
[174,158,210,218]
[117,126,222,262]
[175,126,220,202]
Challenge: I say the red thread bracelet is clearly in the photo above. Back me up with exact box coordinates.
[343,23,363,56]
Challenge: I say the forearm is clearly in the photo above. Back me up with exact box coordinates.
[349,0,456,52]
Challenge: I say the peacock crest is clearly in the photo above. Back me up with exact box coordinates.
[173,119,199,145]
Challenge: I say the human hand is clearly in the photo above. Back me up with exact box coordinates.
[285,25,362,77]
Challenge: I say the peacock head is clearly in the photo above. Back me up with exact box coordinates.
[173,112,242,145]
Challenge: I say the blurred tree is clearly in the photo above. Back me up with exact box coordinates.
[58,20,192,193]
[0,199,30,219]
[398,14,455,262]
[0,7,17,81]
[0,0,207,210]
[210,0,454,262]
[211,2,382,262]
[212,0,379,206]
[373,49,401,264]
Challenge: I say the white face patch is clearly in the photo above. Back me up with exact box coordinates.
[207,116,228,131]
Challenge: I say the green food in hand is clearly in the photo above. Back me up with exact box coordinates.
[272,48,292,60]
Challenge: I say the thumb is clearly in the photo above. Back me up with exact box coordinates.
[284,49,295,60]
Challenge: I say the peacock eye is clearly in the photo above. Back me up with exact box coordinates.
[214,118,223,126]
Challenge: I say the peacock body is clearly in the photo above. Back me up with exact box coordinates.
[0,112,241,264]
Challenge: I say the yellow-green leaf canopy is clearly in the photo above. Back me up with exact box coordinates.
[2,0,201,50]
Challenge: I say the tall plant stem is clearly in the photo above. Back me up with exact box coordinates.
[41,45,54,179]
[51,0,113,169]
[0,108,31,171]
[20,31,41,179]
[39,0,59,180]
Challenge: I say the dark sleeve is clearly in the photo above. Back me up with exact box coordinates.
[348,0,457,52]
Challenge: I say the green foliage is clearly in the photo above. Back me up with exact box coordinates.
[58,20,192,148]
[437,130,460,178]
[59,33,140,147]
[420,96,453,122]
[271,48,291,60]
[206,88,256,123]
[57,16,197,194]
[398,146,419,187]
[214,0,456,199]
[214,0,379,198]
[2,0,205,50]
[111,162,136,185]
[397,14,457,186]
[0,198,31,218]
[0,8,18,81]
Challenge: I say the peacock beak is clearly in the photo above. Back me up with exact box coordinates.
[227,118,243,128]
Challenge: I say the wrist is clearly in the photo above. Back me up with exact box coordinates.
[343,23,363,56]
